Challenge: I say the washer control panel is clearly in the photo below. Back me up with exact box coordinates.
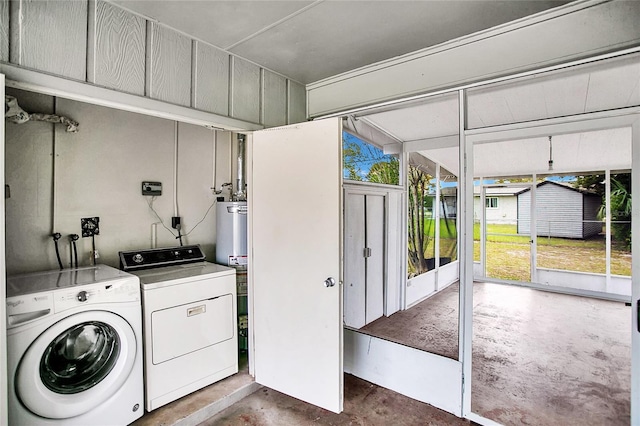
[54,278,140,312]
[6,277,140,328]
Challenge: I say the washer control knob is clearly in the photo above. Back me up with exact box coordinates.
[76,291,88,302]
[133,253,144,263]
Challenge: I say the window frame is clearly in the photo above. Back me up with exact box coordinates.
[485,197,499,209]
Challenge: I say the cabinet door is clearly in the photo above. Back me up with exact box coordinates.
[249,118,343,413]
[365,195,385,324]
[344,193,366,328]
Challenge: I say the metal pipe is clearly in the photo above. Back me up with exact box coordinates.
[235,134,246,201]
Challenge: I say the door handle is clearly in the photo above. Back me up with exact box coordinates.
[637,300,640,333]
[324,277,336,287]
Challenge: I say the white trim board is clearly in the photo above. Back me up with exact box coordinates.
[0,73,7,426]
[307,1,640,117]
[1,64,262,131]
[344,329,462,416]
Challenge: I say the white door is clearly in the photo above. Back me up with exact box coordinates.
[365,194,385,324]
[344,193,366,328]
[249,118,343,413]
[632,115,640,426]
[0,73,7,426]
[344,193,385,328]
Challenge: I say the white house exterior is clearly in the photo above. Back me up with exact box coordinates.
[472,186,526,224]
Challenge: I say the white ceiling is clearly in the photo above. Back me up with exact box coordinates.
[423,128,633,178]
[359,53,640,178]
[112,0,571,84]
[110,0,637,180]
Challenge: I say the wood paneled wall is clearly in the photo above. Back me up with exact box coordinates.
[2,0,306,127]
[0,0,8,62]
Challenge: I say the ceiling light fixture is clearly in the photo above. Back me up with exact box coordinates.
[548,135,554,171]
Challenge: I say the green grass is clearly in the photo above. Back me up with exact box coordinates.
[422,219,458,238]
[419,222,631,281]
[471,223,631,280]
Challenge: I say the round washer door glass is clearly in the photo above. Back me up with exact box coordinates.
[40,321,120,394]
[16,310,137,419]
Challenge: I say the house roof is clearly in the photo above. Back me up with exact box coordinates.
[473,186,528,197]
[514,180,600,196]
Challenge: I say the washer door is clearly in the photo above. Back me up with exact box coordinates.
[15,311,137,419]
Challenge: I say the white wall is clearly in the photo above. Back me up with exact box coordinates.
[344,329,462,416]
[473,195,517,224]
[536,268,631,297]
[406,261,459,308]
[5,87,232,274]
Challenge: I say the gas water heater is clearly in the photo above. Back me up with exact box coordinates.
[216,134,249,350]
[215,201,247,266]
[216,201,248,350]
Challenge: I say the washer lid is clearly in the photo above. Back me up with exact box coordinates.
[132,262,235,289]
[6,265,135,298]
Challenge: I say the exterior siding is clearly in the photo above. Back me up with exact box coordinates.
[583,194,603,237]
[518,183,593,239]
[474,195,518,224]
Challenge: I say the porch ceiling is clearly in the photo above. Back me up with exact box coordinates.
[357,53,639,178]
[420,128,632,178]
[111,0,570,84]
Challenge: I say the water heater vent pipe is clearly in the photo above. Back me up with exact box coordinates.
[234,134,246,201]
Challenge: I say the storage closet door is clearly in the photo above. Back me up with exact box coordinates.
[365,195,385,324]
[250,118,343,413]
[344,193,366,329]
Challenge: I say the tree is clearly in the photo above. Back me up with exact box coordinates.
[575,174,631,248]
[366,158,399,185]
[407,165,434,276]
[343,136,364,181]
[608,176,632,249]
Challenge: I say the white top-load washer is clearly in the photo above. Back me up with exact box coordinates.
[119,245,238,411]
[6,265,144,426]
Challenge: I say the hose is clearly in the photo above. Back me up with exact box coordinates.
[176,224,184,246]
[91,235,96,265]
[69,234,79,268]
[52,233,63,270]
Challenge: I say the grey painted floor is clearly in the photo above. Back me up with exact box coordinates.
[201,374,472,426]
[362,282,631,425]
[134,282,630,426]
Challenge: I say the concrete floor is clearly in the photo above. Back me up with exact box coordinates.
[361,281,459,359]
[362,282,631,425]
[132,354,260,426]
[131,355,472,426]
[131,282,630,426]
[201,374,472,426]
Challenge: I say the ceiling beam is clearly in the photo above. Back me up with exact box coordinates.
[403,134,459,152]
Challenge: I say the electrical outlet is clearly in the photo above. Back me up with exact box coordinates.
[142,181,162,196]
[171,216,181,229]
[81,217,100,237]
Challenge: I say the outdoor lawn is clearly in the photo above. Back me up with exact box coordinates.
[473,223,631,281]
[416,221,631,282]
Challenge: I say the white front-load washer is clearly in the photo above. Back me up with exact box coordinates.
[6,265,144,425]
